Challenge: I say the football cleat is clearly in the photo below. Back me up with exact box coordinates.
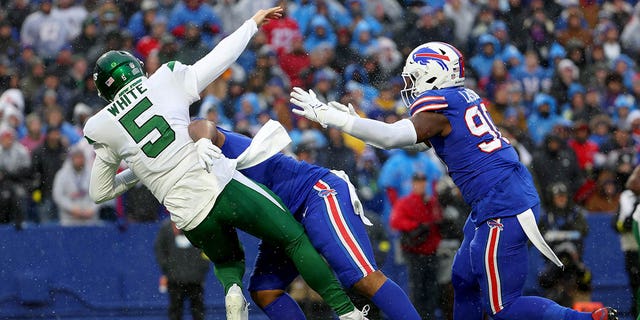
[338,306,369,320]
[591,307,618,320]
[225,284,248,320]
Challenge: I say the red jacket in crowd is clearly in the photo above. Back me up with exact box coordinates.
[390,193,443,255]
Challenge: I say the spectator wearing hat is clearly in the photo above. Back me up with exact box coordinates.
[304,15,337,53]
[53,145,100,227]
[350,20,378,57]
[168,0,222,48]
[0,125,30,228]
[612,94,636,128]
[588,114,614,147]
[568,121,600,175]
[20,0,71,63]
[603,72,625,116]
[31,124,68,223]
[527,93,562,146]
[176,22,209,65]
[390,171,443,319]
[550,58,580,108]
[611,54,636,90]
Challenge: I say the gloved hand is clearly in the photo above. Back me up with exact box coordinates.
[290,87,350,128]
[194,138,222,173]
[328,101,359,117]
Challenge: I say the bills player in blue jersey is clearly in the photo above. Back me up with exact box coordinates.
[290,41,618,320]
[188,121,421,319]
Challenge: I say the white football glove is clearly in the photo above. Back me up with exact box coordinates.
[194,138,222,173]
[290,87,350,128]
[327,101,359,118]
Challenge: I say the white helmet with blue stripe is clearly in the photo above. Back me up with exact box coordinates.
[400,42,466,107]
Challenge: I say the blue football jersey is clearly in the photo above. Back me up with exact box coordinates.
[218,127,330,215]
[409,87,539,225]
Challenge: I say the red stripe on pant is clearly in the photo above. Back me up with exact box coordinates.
[314,180,374,275]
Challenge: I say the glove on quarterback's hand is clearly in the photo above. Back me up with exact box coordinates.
[290,87,349,128]
[194,138,222,173]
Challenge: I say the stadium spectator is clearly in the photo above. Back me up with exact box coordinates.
[390,172,443,319]
[378,149,443,220]
[532,134,583,206]
[31,125,67,224]
[538,182,591,307]
[20,0,71,63]
[584,168,621,213]
[568,121,600,174]
[154,219,210,320]
[0,125,30,228]
[53,145,100,226]
[19,113,44,155]
[434,177,467,320]
[168,0,222,48]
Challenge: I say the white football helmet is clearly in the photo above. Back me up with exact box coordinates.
[400,42,465,107]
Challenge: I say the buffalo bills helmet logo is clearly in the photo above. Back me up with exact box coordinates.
[487,219,504,231]
[318,189,337,197]
[413,47,450,71]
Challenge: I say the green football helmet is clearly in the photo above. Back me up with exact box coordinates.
[93,50,145,102]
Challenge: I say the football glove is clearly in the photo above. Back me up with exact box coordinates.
[328,101,359,117]
[290,87,350,128]
[194,138,222,173]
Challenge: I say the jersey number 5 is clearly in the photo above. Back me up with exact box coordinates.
[119,97,176,158]
[464,103,508,153]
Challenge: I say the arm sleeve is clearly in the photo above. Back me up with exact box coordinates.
[88,147,139,203]
[342,117,418,150]
[183,19,258,95]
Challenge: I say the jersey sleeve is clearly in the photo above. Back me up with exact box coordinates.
[83,115,120,165]
[163,61,201,104]
[409,93,448,116]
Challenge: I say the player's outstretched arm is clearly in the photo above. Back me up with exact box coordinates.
[189,6,283,93]
[290,87,419,149]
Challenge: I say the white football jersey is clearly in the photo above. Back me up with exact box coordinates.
[84,62,235,230]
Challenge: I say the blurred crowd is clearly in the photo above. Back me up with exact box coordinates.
[1,0,640,317]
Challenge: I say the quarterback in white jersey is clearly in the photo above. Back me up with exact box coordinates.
[83,7,366,320]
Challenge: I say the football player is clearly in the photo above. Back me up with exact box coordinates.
[290,41,618,320]
[83,6,366,320]
[188,120,421,319]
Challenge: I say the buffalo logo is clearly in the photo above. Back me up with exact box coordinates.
[318,189,337,198]
[487,219,504,231]
[413,48,450,71]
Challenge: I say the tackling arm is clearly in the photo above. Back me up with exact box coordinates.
[290,88,449,150]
